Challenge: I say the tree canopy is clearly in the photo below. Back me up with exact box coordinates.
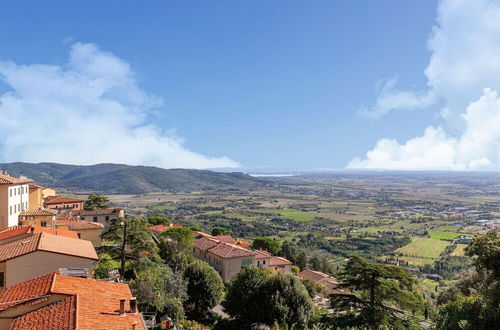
[252,237,281,255]
[84,193,110,210]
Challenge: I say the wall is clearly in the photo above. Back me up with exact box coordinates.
[28,187,43,211]
[75,228,103,247]
[0,184,30,229]
[6,251,94,287]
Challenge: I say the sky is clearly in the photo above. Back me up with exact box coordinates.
[1,1,499,170]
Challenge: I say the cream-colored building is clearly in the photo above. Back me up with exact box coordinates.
[57,219,104,247]
[193,232,293,282]
[28,184,44,211]
[77,207,125,231]
[0,232,98,287]
[0,173,32,229]
[19,209,57,227]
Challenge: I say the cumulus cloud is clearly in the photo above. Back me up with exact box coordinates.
[349,89,500,170]
[350,0,500,170]
[361,0,500,119]
[0,43,240,169]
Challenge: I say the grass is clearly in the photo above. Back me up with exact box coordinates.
[450,244,468,256]
[427,231,462,241]
[257,208,315,222]
[284,214,315,222]
[400,256,435,266]
[436,225,459,232]
[396,237,450,259]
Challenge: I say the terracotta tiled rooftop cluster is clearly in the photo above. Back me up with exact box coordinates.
[44,196,85,205]
[0,174,33,185]
[148,223,182,233]
[0,271,146,329]
[195,232,257,258]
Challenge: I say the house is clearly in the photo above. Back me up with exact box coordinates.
[298,269,340,295]
[77,207,125,230]
[0,232,98,287]
[28,184,44,211]
[193,232,293,282]
[19,209,57,227]
[0,172,32,229]
[57,219,104,247]
[458,236,473,244]
[0,270,146,329]
[148,223,182,234]
[0,225,78,243]
[44,195,85,212]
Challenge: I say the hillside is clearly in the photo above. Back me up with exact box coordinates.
[0,162,267,194]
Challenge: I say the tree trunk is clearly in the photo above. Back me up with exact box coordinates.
[120,220,127,279]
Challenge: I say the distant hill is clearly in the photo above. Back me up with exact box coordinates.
[0,162,268,194]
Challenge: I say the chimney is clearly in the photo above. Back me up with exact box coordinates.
[132,324,137,330]
[129,297,138,313]
[119,299,126,316]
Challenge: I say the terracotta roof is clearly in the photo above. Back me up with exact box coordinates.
[20,209,57,216]
[0,226,31,241]
[32,227,79,239]
[9,295,76,329]
[269,256,293,266]
[195,236,220,251]
[253,249,272,259]
[208,242,256,259]
[235,240,250,248]
[78,207,123,216]
[44,196,84,205]
[215,235,236,244]
[28,184,45,189]
[148,223,181,233]
[0,272,56,309]
[0,233,98,262]
[0,272,145,329]
[0,174,33,185]
[66,220,104,230]
[298,269,338,284]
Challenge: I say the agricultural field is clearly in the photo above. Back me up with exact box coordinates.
[396,237,451,259]
[450,244,468,256]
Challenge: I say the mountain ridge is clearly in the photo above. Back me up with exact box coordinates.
[0,162,267,194]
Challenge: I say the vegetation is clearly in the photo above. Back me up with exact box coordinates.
[84,193,110,210]
[251,237,282,255]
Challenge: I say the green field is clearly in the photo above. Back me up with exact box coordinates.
[152,204,177,211]
[258,208,315,222]
[435,225,459,232]
[396,237,450,259]
[399,256,435,266]
[450,244,468,256]
[427,231,462,241]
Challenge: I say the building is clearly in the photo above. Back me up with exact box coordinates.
[0,270,146,329]
[0,232,98,287]
[0,226,78,243]
[28,184,44,211]
[44,195,85,211]
[77,207,125,230]
[148,223,182,234]
[41,187,56,199]
[57,219,104,247]
[19,209,57,227]
[298,269,340,295]
[0,173,32,229]
[193,232,293,282]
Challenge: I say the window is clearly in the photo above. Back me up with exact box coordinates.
[9,189,12,197]
[9,206,12,215]
[0,272,4,288]
[77,233,81,239]
[241,258,252,266]
[105,216,110,221]
[41,221,47,227]
[263,260,266,265]
[93,217,98,222]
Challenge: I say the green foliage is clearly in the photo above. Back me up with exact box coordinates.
[301,279,325,298]
[160,227,195,272]
[309,255,334,275]
[84,193,110,210]
[465,228,500,277]
[252,237,281,255]
[329,256,424,329]
[223,268,313,329]
[92,253,120,279]
[211,227,231,236]
[147,216,171,225]
[435,294,489,330]
[183,259,224,320]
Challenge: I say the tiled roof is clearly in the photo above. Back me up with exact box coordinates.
[0,226,31,241]
[148,223,181,233]
[66,220,104,230]
[32,227,79,239]
[0,233,98,262]
[298,269,338,283]
[20,209,57,216]
[78,207,123,216]
[215,235,236,244]
[195,236,220,251]
[44,196,84,205]
[0,272,56,309]
[9,295,76,329]
[0,272,145,329]
[0,174,33,185]
[208,242,256,258]
[253,249,272,259]
[269,256,293,266]
[28,184,45,189]
[235,240,250,248]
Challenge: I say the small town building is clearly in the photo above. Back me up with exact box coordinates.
[148,223,182,234]
[19,209,57,227]
[0,232,98,287]
[0,173,32,229]
[298,269,340,295]
[0,270,146,329]
[44,195,85,211]
[57,219,104,247]
[28,184,44,211]
[77,207,125,230]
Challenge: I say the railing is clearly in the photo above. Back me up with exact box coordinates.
[141,312,156,328]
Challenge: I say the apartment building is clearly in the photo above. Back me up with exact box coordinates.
[44,195,85,211]
[0,173,32,229]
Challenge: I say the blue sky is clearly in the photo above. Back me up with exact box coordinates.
[2,1,500,170]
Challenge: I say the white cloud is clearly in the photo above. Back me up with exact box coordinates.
[361,0,500,119]
[348,89,500,171]
[0,43,240,169]
[351,0,500,170]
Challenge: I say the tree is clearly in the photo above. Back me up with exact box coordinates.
[183,259,224,320]
[260,272,314,329]
[434,228,500,329]
[223,267,271,326]
[296,251,308,270]
[148,216,171,225]
[329,255,424,329]
[102,216,159,278]
[211,227,231,236]
[252,237,281,255]
[84,193,110,210]
[160,227,195,271]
